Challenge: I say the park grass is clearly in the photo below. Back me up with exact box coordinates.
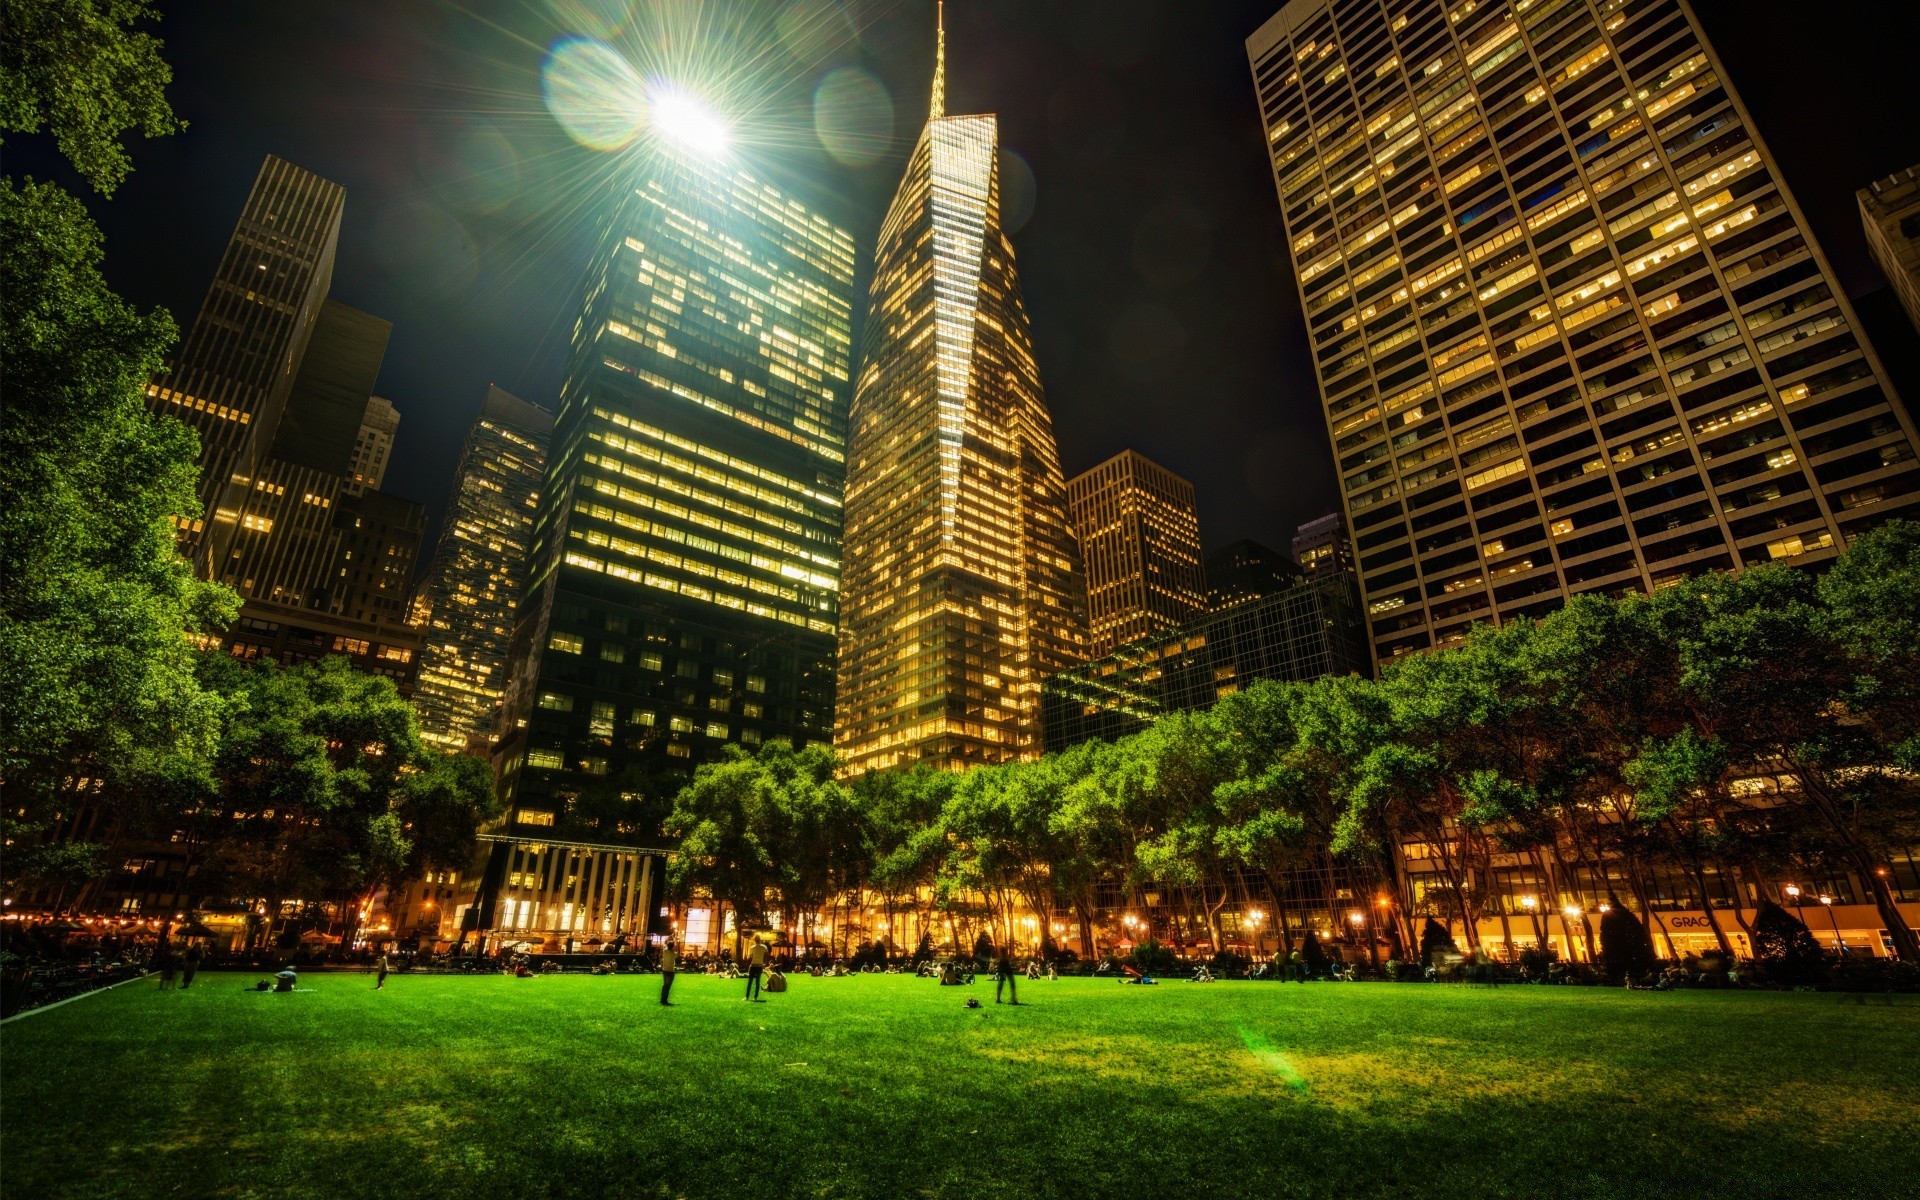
[3,972,1917,1199]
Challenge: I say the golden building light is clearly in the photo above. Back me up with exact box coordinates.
[835,4,1089,773]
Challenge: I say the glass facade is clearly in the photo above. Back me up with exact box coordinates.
[491,146,855,840]
[1041,572,1369,750]
[1248,0,1920,669]
[411,387,553,753]
[836,40,1090,772]
[1068,450,1208,658]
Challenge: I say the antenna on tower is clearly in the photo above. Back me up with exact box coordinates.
[930,1,946,119]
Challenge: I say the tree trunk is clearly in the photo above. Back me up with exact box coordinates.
[1687,864,1736,959]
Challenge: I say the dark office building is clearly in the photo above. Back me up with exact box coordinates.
[1041,572,1369,749]
[1204,539,1304,611]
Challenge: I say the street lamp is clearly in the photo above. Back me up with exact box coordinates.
[1819,894,1846,953]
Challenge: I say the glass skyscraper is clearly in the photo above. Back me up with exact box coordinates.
[411,386,553,754]
[490,143,855,841]
[1249,0,1920,668]
[836,16,1089,772]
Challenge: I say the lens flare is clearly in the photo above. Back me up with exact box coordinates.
[648,83,731,156]
[813,66,892,167]
[541,37,646,151]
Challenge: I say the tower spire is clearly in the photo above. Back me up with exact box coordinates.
[930,1,946,119]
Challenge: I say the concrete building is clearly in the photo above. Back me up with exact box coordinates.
[1248,0,1920,670]
[1859,165,1920,337]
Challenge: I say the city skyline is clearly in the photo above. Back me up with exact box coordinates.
[29,3,1913,574]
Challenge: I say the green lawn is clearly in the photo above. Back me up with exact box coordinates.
[3,971,1916,1199]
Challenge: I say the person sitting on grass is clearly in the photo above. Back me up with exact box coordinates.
[1191,964,1214,983]
[938,960,961,986]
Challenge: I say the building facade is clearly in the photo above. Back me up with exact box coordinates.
[487,140,856,849]
[1067,450,1208,657]
[1041,571,1368,749]
[836,20,1090,772]
[151,163,428,689]
[411,387,554,754]
[146,155,343,564]
[1248,0,1920,669]
[1203,538,1304,611]
[1291,510,1354,579]
[1859,165,1920,337]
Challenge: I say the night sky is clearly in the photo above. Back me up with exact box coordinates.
[12,1,1920,560]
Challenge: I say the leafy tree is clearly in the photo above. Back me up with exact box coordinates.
[0,0,184,195]
[662,740,840,955]
[204,658,447,944]
[1,179,235,891]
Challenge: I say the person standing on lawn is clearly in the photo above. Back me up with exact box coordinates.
[155,941,177,990]
[375,951,390,990]
[744,937,769,1001]
[994,947,1019,1005]
[659,938,678,1006]
[181,943,202,990]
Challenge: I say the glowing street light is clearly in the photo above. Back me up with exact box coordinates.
[1819,894,1847,953]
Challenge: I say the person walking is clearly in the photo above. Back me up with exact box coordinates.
[181,943,202,990]
[375,950,390,991]
[155,941,178,990]
[744,937,769,1001]
[994,947,1019,1005]
[659,939,678,1006]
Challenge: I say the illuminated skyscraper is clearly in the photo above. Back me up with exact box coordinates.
[1249,0,1920,669]
[489,133,855,842]
[1068,450,1207,657]
[411,387,553,754]
[836,10,1089,772]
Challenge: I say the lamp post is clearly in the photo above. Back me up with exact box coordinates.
[1351,910,1377,970]
[1818,895,1846,954]
[1562,905,1587,962]
[1521,894,1545,949]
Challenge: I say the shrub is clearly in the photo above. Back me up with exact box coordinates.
[971,931,994,969]
[1599,900,1655,984]
[911,934,933,967]
[1419,918,1456,964]
[1209,950,1250,976]
[1301,930,1329,977]
[1127,939,1179,976]
[1751,899,1827,986]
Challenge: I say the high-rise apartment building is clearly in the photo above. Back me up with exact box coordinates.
[146,155,343,562]
[1205,538,1304,610]
[1067,450,1207,657]
[1860,166,1920,337]
[1291,510,1354,579]
[836,15,1090,772]
[1249,0,1920,667]
[488,137,856,843]
[411,387,553,754]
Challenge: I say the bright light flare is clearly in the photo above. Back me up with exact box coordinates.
[648,83,730,155]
